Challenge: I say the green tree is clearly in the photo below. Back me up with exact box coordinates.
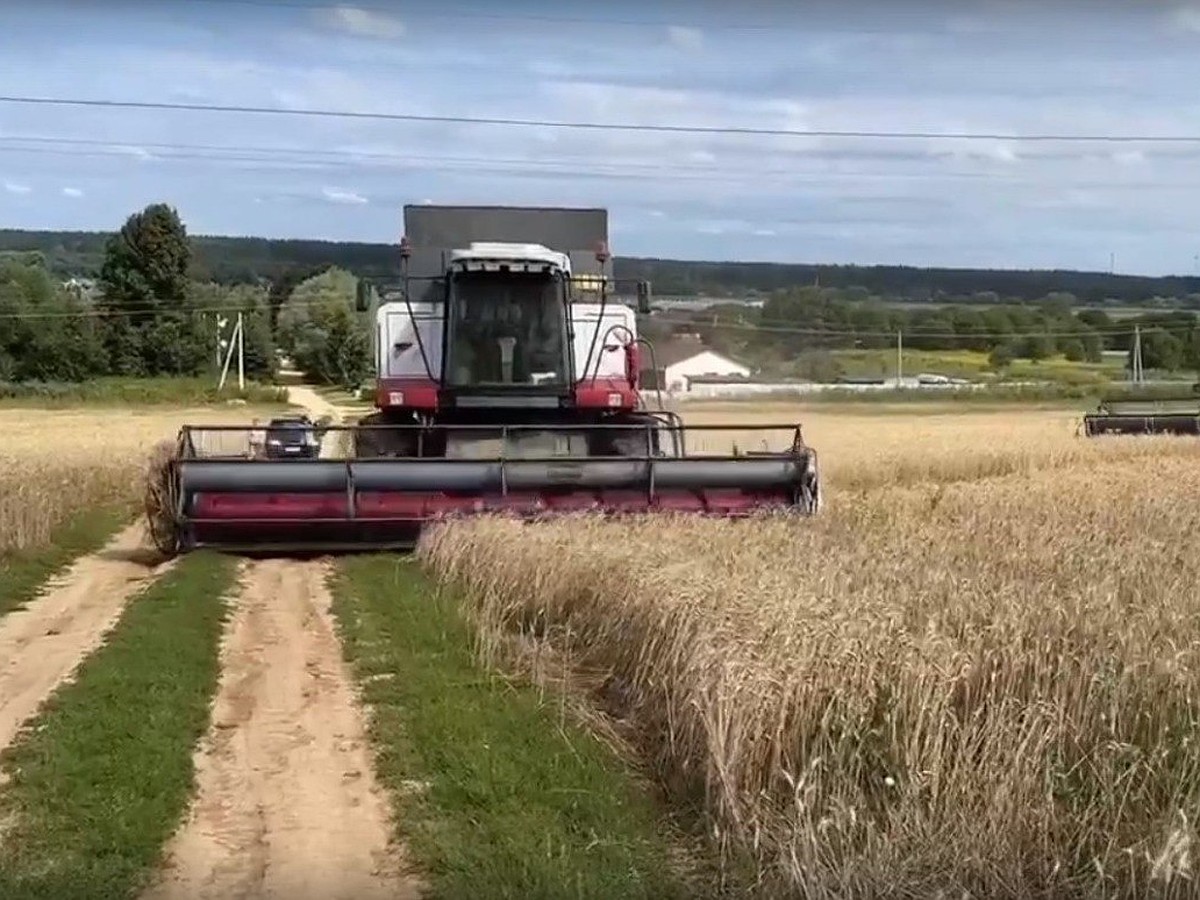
[792,349,844,382]
[190,282,278,380]
[1059,337,1086,362]
[0,255,106,382]
[988,342,1016,371]
[1079,328,1104,363]
[1134,328,1184,371]
[277,267,371,386]
[1018,334,1054,361]
[97,203,209,375]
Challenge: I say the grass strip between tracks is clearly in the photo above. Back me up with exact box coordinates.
[331,555,692,900]
[0,551,237,900]
[0,506,132,620]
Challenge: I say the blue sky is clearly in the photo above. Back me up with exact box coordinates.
[3,0,1200,274]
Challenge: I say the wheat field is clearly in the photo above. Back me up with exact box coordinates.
[422,403,1200,899]
[0,407,266,553]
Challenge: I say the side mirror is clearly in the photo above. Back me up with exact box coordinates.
[636,280,652,315]
[354,279,372,313]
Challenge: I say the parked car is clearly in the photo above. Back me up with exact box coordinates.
[263,415,321,459]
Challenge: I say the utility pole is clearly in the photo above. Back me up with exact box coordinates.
[218,315,244,391]
[896,329,903,388]
[1131,325,1143,384]
[236,311,245,391]
[216,314,228,370]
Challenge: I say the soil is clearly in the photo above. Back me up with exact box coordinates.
[139,559,421,900]
[0,523,173,753]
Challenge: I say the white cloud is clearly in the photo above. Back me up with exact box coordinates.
[322,186,369,205]
[110,145,155,162]
[929,138,1021,166]
[1112,150,1147,167]
[666,25,704,52]
[7,3,1200,273]
[61,186,84,198]
[3,181,31,195]
[317,5,406,40]
[1167,6,1200,33]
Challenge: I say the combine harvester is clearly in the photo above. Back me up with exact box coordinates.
[1082,384,1200,436]
[152,205,820,554]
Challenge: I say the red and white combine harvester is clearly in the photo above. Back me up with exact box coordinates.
[158,205,820,554]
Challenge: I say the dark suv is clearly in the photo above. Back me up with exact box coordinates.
[264,416,321,459]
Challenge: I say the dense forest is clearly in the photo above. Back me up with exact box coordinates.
[3,226,1200,307]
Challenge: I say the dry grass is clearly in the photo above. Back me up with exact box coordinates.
[0,407,269,554]
[420,405,1200,899]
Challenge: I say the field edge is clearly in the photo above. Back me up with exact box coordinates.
[0,505,134,619]
[0,551,239,900]
[329,554,707,900]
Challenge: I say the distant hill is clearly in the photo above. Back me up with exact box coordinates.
[3,227,1198,305]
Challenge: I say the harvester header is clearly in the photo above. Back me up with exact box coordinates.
[1082,383,1200,436]
[149,203,821,555]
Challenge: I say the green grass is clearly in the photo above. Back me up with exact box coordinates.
[0,376,288,408]
[0,552,238,900]
[826,348,1132,382]
[330,556,697,900]
[0,506,132,619]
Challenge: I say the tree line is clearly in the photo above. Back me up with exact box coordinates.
[654,287,1200,375]
[4,225,1200,305]
[5,203,1200,389]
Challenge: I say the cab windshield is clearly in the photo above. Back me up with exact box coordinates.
[445,270,571,386]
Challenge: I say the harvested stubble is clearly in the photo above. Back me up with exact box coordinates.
[0,408,259,554]
[421,449,1200,898]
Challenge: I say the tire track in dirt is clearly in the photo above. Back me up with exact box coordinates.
[140,558,421,900]
[0,523,174,753]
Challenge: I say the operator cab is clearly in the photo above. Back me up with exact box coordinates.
[441,243,575,410]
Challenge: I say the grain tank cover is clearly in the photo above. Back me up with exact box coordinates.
[403,205,611,282]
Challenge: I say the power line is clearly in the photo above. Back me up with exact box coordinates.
[0,139,1007,182]
[3,94,1200,143]
[7,136,1194,188]
[2,296,1193,343]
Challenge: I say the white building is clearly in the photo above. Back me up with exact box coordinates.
[644,334,752,393]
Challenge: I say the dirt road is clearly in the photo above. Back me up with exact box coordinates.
[285,384,341,422]
[284,384,353,459]
[0,524,173,753]
[141,560,419,900]
[142,387,416,900]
